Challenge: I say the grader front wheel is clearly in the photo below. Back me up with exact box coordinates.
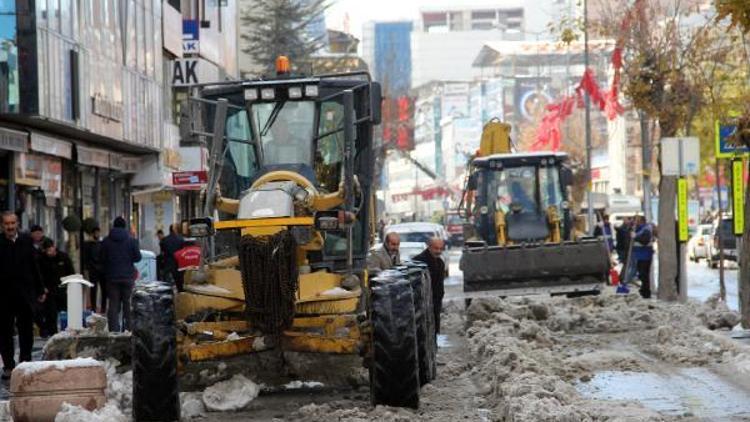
[369,279,421,408]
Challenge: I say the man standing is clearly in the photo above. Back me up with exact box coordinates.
[594,214,615,252]
[38,238,75,336]
[632,216,655,299]
[29,224,44,253]
[100,217,141,332]
[83,227,106,312]
[413,237,447,334]
[0,212,45,379]
[367,232,400,273]
[615,217,632,265]
[160,224,185,291]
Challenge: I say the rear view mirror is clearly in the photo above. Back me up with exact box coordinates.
[370,82,382,125]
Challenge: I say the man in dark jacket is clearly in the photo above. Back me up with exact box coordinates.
[160,223,185,291]
[100,217,141,332]
[83,227,106,312]
[0,211,45,379]
[413,237,447,334]
[38,237,75,336]
[632,216,655,299]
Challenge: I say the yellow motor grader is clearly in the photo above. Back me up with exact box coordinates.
[130,60,437,421]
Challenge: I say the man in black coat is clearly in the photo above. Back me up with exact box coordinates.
[413,237,447,334]
[38,237,75,337]
[159,223,185,291]
[100,217,141,332]
[83,227,106,312]
[0,211,45,379]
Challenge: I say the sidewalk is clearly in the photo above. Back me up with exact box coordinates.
[0,336,48,400]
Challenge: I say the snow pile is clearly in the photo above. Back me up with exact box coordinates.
[291,403,415,422]
[55,402,127,422]
[464,293,749,421]
[202,374,260,412]
[15,357,101,375]
[226,332,241,341]
[103,360,133,417]
[180,392,206,420]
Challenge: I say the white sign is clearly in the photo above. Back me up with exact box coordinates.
[661,137,700,176]
[172,59,220,87]
[182,40,200,54]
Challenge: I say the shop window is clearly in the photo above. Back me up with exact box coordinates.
[0,1,19,113]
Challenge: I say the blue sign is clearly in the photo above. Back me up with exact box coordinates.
[183,20,199,41]
[715,122,750,158]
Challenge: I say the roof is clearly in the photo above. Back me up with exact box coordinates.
[472,151,568,169]
[386,222,443,233]
[472,39,616,68]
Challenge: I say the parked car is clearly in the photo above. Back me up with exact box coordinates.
[687,224,713,262]
[381,222,450,266]
[444,212,467,247]
[707,217,737,268]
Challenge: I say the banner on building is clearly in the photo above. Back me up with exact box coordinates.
[14,153,62,198]
[381,96,415,151]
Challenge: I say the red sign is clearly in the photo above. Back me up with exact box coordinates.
[175,245,202,271]
[172,171,208,187]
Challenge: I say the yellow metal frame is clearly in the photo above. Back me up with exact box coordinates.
[214,217,314,230]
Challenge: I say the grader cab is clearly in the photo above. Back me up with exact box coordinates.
[130,63,437,420]
[459,120,610,298]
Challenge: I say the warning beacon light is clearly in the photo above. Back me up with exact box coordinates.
[276,56,290,75]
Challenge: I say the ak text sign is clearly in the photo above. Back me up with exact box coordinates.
[172,59,220,87]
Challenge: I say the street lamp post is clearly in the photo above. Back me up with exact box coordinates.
[584,0,594,233]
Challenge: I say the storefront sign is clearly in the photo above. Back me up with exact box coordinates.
[172,58,220,87]
[14,152,42,187]
[41,158,62,198]
[122,156,142,173]
[77,145,111,168]
[172,170,208,187]
[0,127,28,153]
[733,160,745,236]
[91,94,123,122]
[30,132,72,159]
[715,121,750,158]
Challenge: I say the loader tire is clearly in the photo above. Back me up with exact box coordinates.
[408,265,436,385]
[132,282,180,422]
[370,279,420,408]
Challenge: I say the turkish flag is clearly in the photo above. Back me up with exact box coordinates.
[174,245,202,271]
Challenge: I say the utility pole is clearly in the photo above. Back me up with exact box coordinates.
[584,0,594,234]
[640,111,652,222]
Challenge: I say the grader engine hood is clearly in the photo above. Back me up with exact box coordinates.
[237,181,302,219]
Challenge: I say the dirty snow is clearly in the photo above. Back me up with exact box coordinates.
[180,392,206,420]
[15,357,101,375]
[319,287,351,296]
[226,332,241,341]
[0,400,9,422]
[283,380,324,389]
[202,374,260,412]
[54,402,127,422]
[185,284,233,296]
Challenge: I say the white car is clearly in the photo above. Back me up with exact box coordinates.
[687,224,712,262]
[378,222,451,266]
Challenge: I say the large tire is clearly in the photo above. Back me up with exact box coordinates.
[132,282,180,421]
[370,279,420,408]
[405,264,436,385]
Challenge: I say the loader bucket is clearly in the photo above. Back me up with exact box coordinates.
[460,239,610,295]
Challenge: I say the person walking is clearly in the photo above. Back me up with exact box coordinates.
[0,211,45,379]
[413,237,447,334]
[83,227,106,313]
[160,224,185,291]
[38,237,75,336]
[29,224,44,254]
[100,217,141,332]
[593,214,615,252]
[367,232,400,273]
[632,215,655,299]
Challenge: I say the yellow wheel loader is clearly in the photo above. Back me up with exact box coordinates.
[130,62,437,420]
[458,120,610,299]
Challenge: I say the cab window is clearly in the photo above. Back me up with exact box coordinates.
[315,101,345,193]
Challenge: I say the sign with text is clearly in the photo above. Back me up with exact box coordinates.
[715,121,750,158]
[172,170,207,188]
[172,59,220,87]
[733,160,745,235]
[677,178,689,242]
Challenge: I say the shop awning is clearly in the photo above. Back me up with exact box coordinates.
[0,127,28,153]
[30,132,72,159]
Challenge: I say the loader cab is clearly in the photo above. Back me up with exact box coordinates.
[192,72,382,270]
[468,152,572,245]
